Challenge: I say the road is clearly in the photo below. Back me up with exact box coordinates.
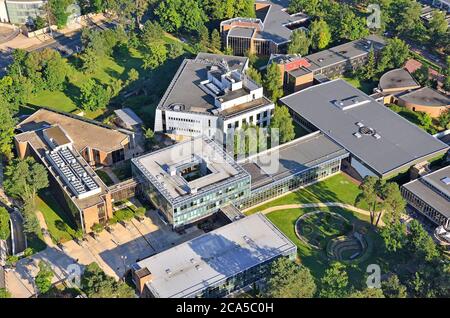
[9,210,26,255]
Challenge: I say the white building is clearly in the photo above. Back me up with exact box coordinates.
[155,53,275,144]
[0,0,9,23]
[4,0,45,25]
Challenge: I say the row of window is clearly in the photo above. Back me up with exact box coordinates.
[167,116,200,124]
[226,110,272,130]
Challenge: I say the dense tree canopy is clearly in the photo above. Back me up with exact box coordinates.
[0,207,10,241]
[270,105,295,144]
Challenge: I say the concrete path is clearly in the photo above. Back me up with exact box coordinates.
[101,167,121,184]
[258,202,384,227]
[36,211,55,247]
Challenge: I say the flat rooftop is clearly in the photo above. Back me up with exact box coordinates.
[403,165,450,219]
[304,35,386,72]
[280,79,449,177]
[240,132,348,190]
[398,87,450,107]
[17,108,129,153]
[157,54,250,115]
[132,137,249,205]
[114,108,143,126]
[134,213,296,298]
[378,68,420,92]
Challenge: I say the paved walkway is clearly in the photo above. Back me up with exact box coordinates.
[101,167,121,184]
[258,202,385,227]
[36,211,55,247]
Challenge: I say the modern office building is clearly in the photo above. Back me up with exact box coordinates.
[131,136,251,229]
[131,212,297,298]
[15,108,143,232]
[0,0,9,22]
[402,165,450,228]
[269,35,386,92]
[239,131,349,209]
[17,108,141,167]
[154,53,274,144]
[4,0,45,25]
[220,0,309,56]
[280,79,449,179]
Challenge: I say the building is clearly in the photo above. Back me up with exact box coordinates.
[17,108,140,167]
[4,0,45,25]
[131,212,297,298]
[378,68,421,95]
[114,108,144,132]
[0,0,9,23]
[420,4,450,27]
[154,53,274,144]
[15,108,143,232]
[280,79,449,179]
[239,131,349,209]
[396,87,450,118]
[220,0,309,56]
[131,136,251,229]
[402,165,450,228]
[269,35,386,92]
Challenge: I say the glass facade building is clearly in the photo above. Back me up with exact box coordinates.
[5,0,44,25]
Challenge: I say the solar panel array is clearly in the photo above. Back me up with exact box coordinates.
[47,147,100,197]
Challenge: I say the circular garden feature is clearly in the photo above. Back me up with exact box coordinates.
[295,211,369,262]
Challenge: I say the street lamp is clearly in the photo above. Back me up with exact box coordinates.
[120,255,128,282]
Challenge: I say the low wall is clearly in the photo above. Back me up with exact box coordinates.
[23,25,58,38]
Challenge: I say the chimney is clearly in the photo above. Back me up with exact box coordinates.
[133,267,153,295]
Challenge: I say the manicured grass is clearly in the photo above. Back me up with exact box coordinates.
[245,173,368,215]
[341,76,378,95]
[36,191,77,244]
[95,169,114,186]
[266,206,385,288]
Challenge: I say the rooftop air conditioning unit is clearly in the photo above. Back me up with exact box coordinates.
[353,132,362,138]
[373,133,381,140]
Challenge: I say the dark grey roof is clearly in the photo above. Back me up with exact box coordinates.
[403,165,450,218]
[305,35,386,72]
[158,54,248,114]
[378,68,420,92]
[280,79,449,177]
[228,27,255,38]
[398,87,450,107]
[114,108,143,126]
[241,132,348,189]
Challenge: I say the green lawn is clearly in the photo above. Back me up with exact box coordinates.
[341,76,378,95]
[95,169,114,186]
[266,206,385,288]
[36,191,77,244]
[245,173,368,215]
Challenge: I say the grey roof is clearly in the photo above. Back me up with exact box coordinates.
[133,213,296,298]
[378,68,420,92]
[228,27,255,38]
[114,108,143,126]
[223,0,309,45]
[157,54,249,115]
[304,35,386,72]
[403,165,450,219]
[241,132,348,189]
[398,87,450,107]
[280,79,449,177]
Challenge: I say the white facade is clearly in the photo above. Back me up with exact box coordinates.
[0,0,9,23]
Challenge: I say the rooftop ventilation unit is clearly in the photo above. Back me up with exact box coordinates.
[355,122,364,128]
[373,133,381,140]
[441,177,450,186]
[353,132,362,138]
[333,97,370,111]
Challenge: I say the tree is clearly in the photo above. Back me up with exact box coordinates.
[309,19,331,50]
[126,68,139,85]
[380,182,406,225]
[143,42,167,70]
[407,220,439,262]
[288,29,310,56]
[0,105,16,159]
[428,10,448,44]
[134,207,146,220]
[348,288,385,298]
[412,65,430,87]
[270,105,295,144]
[155,0,182,32]
[141,20,165,45]
[417,111,432,130]
[234,0,255,18]
[144,128,156,149]
[382,274,407,298]
[198,24,210,52]
[179,0,207,32]
[377,38,410,72]
[0,207,10,240]
[264,63,283,101]
[245,67,262,85]
[81,262,134,298]
[80,47,98,74]
[0,288,11,298]
[438,109,450,130]
[395,0,423,39]
[3,157,49,203]
[35,261,54,295]
[34,16,47,30]
[319,262,349,298]
[22,200,41,235]
[245,50,257,66]
[168,42,184,59]
[360,47,376,80]
[381,221,407,252]
[265,257,316,298]
[48,0,71,28]
[79,79,111,112]
[91,223,104,234]
[355,176,380,226]
[210,29,222,51]
[337,5,369,41]
[44,56,67,91]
